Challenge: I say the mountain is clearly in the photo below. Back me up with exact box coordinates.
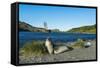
[19,21,60,32]
[19,21,95,33]
[19,21,47,32]
[67,24,96,34]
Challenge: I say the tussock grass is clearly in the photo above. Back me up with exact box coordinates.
[19,41,48,58]
[70,39,85,49]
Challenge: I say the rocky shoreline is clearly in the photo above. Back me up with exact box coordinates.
[19,40,96,64]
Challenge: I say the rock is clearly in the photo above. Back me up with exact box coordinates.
[84,41,92,48]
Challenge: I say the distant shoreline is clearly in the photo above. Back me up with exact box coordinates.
[19,31,96,34]
[19,21,96,33]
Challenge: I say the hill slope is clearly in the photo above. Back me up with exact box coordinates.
[19,21,60,32]
[19,21,47,32]
[67,24,96,34]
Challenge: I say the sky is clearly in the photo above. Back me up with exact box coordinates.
[19,4,96,31]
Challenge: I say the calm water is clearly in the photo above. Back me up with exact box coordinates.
[19,32,96,47]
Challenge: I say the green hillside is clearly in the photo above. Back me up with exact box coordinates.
[19,21,60,32]
[67,24,96,34]
[19,21,47,32]
[19,21,96,33]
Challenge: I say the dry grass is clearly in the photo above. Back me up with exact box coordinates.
[70,39,85,49]
[19,41,48,58]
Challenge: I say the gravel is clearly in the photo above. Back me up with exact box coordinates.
[19,40,96,64]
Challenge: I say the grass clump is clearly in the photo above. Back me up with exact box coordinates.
[19,41,48,58]
[70,39,85,49]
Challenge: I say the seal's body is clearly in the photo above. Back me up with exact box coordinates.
[45,38,53,54]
